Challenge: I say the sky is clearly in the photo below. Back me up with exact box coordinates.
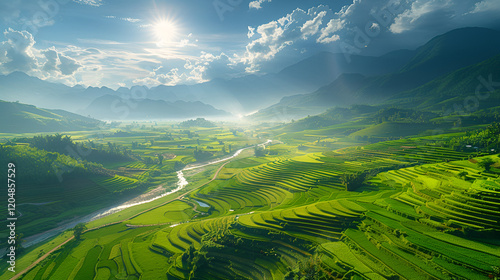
[0,0,499,89]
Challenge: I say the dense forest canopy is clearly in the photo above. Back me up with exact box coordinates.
[443,122,500,152]
[14,134,135,164]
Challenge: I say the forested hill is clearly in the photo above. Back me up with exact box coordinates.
[0,100,101,133]
[0,143,103,184]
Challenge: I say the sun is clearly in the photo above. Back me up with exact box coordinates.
[153,19,179,44]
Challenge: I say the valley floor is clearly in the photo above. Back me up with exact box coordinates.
[6,134,500,280]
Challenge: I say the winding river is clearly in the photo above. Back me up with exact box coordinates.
[22,140,271,248]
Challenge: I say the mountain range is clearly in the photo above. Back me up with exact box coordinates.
[251,27,500,121]
[0,27,499,124]
[0,41,415,118]
[84,95,229,120]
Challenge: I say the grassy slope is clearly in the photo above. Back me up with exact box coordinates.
[12,131,500,280]
[0,100,101,133]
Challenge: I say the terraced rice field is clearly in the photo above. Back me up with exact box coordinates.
[127,200,197,225]
[93,175,139,192]
[15,138,500,280]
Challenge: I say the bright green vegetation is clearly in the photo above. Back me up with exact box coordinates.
[0,143,124,240]
[127,201,197,225]
[4,121,500,280]
[5,26,500,280]
[0,100,102,133]
[9,125,500,280]
[0,124,261,244]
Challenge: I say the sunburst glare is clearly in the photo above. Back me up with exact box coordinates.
[152,18,179,45]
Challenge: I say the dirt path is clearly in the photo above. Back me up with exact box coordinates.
[10,236,74,280]
[9,159,231,280]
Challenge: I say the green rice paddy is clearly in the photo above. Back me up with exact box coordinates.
[6,125,500,280]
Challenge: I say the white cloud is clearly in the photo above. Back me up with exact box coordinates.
[106,16,142,23]
[134,67,185,86]
[242,5,333,71]
[133,61,207,87]
[133,51,247,87]
[121,17,140,23]
[58,53,82,75]
[196,52,245,80]
[469,0,500,13]
[77,38,124,45]
[41,48,82,76]
[0,28,38,73]
[5,0,498,88]
[390,0,452,34]
[247,27,255,38]
[301,11,327,39]
[178,39,198,47]
[317,18,344,43]
[42,48,59,73]
[240,0,499,71]
[73,0,103,7]
[0,29,82,84]
[3,27,238,88]
[249,0,271,10]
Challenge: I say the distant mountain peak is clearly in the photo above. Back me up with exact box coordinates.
[401,27,500,74]
[72,84,86,90]
[6,71,40,81]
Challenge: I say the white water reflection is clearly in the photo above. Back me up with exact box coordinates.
[22,140,271,247]
[90,170,188,220]
[88,139,271,220]
[194,200,210,207]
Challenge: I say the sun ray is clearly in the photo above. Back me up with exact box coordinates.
[152,18,179,45]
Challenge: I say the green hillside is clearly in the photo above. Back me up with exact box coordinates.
[0,100,101,133]
[0,143,128,242]
[349,122,440,139]
[10,130,500,280]
[4,23,500,280]
[391,54,500,110]
[251,27,500,121]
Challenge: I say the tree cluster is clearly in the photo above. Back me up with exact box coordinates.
[443,122,500,152]
[284,256,337,280]
[254,145,266,157]
[373,107,436,124]
[16,134,135,164]
[180,118,216,128]
[194,149,213,161]
[341,171,368,191]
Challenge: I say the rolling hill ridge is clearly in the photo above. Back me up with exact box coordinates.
[0,100,101,133]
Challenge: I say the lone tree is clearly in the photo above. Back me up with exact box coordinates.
[254,146,266,157]
[14,233,25,254]
[341,172,367,191]
[73,223,87,241]
[457,171,468,180]
[478,158,495,172]
[157,154,164,165]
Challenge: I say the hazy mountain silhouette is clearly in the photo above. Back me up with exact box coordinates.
[0,49,414,116]
[251,27,500,120]
[0,100,101,133]
[83,95,230,120]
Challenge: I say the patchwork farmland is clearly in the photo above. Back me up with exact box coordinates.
[10,134,500,280]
